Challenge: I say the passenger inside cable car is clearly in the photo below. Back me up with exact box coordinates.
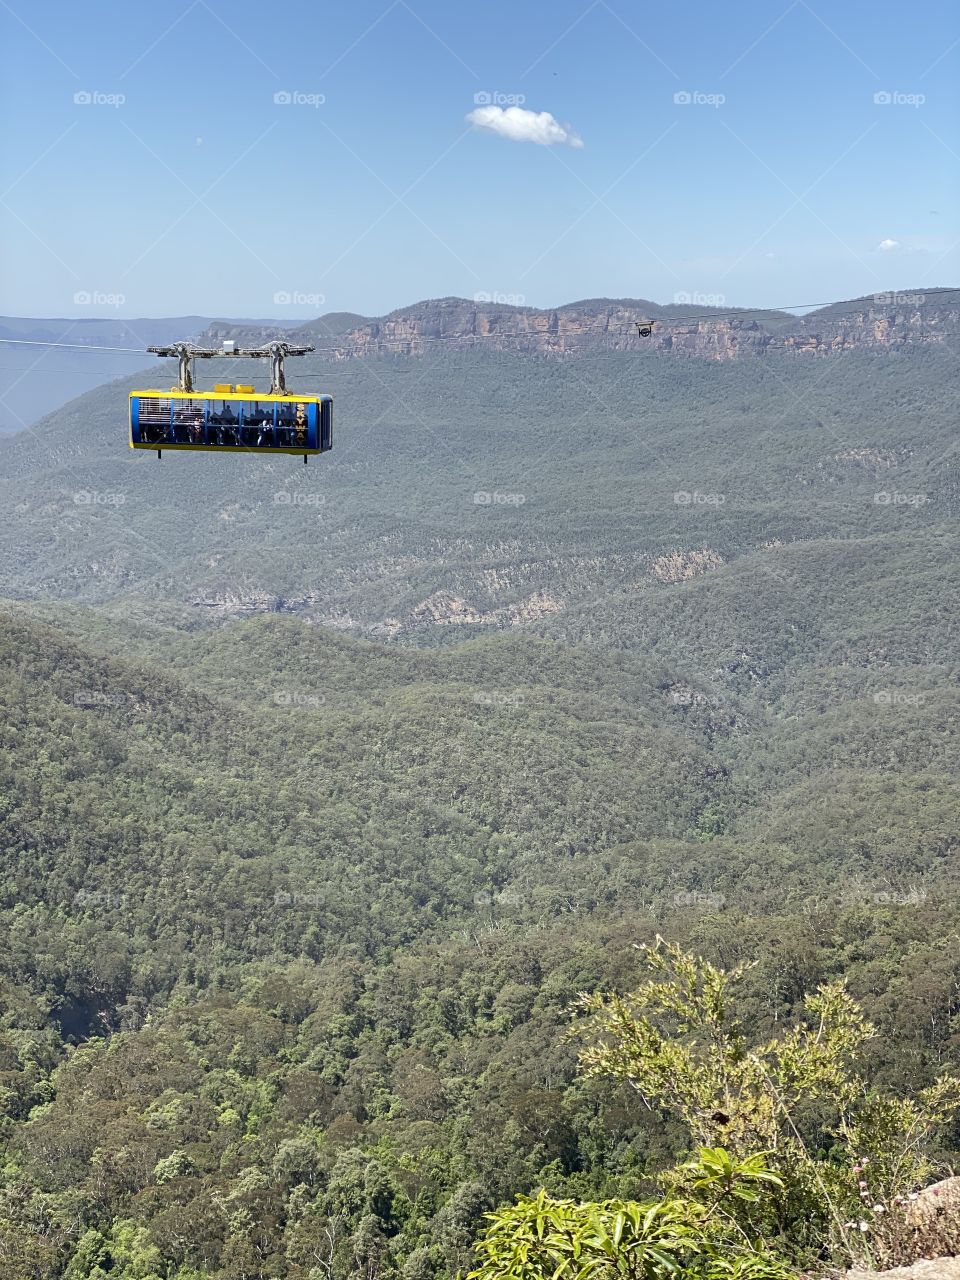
[237,403,274,446]
[172,404,195,443]
[277,404,298,447]
[210,400,242,446]
[130,392,328,454]
[210,400,240,425]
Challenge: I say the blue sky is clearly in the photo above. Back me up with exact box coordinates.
[1,0,958,319]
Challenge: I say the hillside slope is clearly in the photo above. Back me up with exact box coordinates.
[1,343,957,648]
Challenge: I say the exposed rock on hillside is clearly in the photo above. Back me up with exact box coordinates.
[200,291,960,364]
[409,587,564,630]
[649,548,725,582]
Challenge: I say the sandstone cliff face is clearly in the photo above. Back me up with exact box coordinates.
[201,292,960,363]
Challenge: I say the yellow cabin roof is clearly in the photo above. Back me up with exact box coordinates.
[130,389,329,402]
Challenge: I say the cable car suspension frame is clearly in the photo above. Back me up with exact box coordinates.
[146,339,316,396]
[142,340,318,460]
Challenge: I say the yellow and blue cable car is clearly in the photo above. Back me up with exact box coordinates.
[129,384,332,456]
[131,340,331,461]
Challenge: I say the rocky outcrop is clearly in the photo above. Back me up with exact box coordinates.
[407,588,564,630]
[199,291,960,364]
[649,548,725,583]
[847,1259,960,1280]
[842,1179,960,1280]
[906,1178,960,1231]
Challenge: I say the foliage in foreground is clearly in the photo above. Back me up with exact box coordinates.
[470,1150,792,1280]
[470,940,960,1280]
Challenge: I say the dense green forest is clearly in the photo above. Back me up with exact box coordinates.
[1,600,959,1279]
[0,339,958,1278]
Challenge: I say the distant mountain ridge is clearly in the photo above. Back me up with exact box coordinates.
[0,315,299,345]
[199,288,960,362]
[4,290,956,434]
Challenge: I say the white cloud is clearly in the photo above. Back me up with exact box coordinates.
[878,238,900,251]
[466,105,583,148]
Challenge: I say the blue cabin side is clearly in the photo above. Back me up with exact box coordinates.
[129,391,332,454]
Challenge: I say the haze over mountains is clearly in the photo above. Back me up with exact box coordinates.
[0,314,311,434]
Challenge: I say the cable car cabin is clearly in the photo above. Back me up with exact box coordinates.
[129,385,332,457]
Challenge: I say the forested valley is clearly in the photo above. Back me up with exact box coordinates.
[1,330,959,1280]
